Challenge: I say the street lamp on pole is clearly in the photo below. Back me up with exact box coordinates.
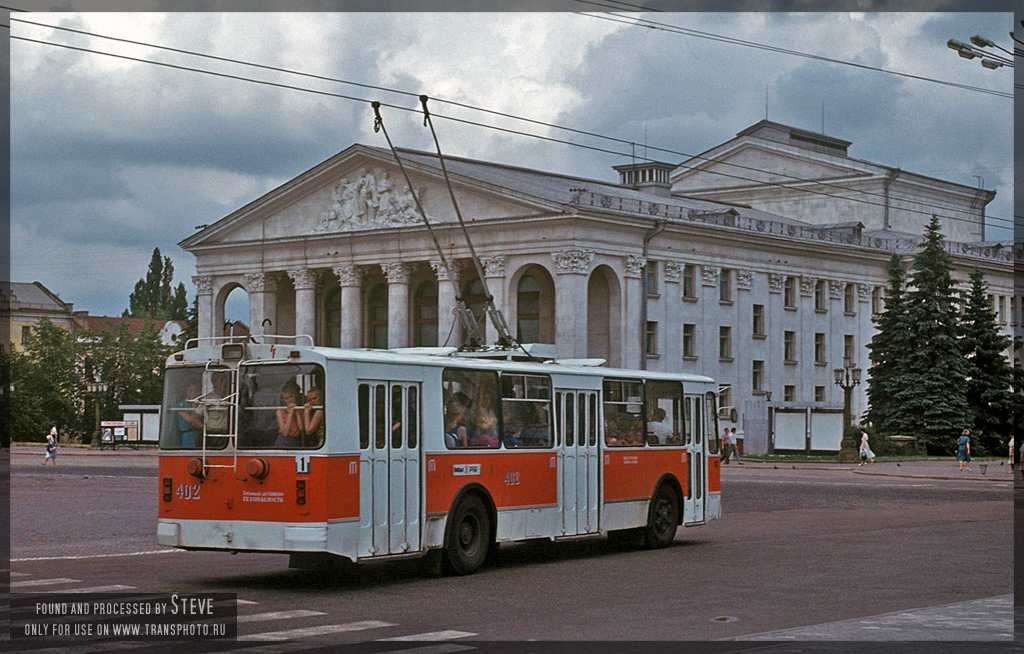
[833,357,862,462]
[86,380,108,448]
[947,36,1016,69]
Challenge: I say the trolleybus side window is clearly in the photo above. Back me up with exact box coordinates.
[705,392,720,455]
[500,374,552,448]
[237,363,325,449]
[375,385,386,448]
[408,386,418,449]
[645,380,683,446]
[603,379,644,447]
[442,369,500,449]
[358,384,370,449]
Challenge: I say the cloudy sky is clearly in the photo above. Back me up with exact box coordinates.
[10,11,1014,319]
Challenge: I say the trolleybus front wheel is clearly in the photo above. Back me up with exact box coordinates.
[643,485,679,549]
[445,495,492,575]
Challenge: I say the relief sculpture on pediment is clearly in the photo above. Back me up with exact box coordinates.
[313,167,424,232]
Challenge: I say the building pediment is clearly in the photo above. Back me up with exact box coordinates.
[671,141,878,195]
[181,145,559,249]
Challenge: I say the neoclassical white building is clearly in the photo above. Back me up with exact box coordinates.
[181,121,1016,448]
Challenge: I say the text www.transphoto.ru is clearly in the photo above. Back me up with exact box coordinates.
[111,623,226,636]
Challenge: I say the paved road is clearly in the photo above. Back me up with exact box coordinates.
[7,448,1017,652]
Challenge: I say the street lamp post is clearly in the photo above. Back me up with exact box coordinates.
[86,381,108,448]
[833,357,862,462]
[947,35,1016,69]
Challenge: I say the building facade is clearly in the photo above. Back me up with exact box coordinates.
[181,123,1016,435]
[2,282,77,353]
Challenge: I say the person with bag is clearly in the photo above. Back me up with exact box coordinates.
[42,426,58,466]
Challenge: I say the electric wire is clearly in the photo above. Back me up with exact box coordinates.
[10,17,1014,231]
[9,23,1015,233]
[577,11,1015,99]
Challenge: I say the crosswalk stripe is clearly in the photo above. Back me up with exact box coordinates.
[11,578,79,588]
[55,585,137,594]
[378,630,476,642]
[10,571,29,577]
[238,619,396,641]
[238,610,326,623]
[236,599,259,605]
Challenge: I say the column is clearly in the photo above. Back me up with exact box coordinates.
[245,272,278,340]
[334,265,364,349]
[382,262,411,349]
[480,255,507,346]
[431,259,461,348]
[288,269,319,343]
[622,255,647,369]
[193,275,215,340]
[551,249,594,360]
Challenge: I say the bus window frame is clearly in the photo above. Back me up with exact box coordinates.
[602,378,646,447]
[442,367,502,450]
[499,372,554,449]
[236,361,326,451]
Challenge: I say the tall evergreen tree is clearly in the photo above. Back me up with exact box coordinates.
[960,268,1014,454]
[896,217,971,452]
[865,254,913,436]
[126,248,189,320]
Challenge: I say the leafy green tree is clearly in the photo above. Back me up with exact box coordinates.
[84,322,170,421]
[896,217,971,452]
[9,319,83,441]
[960,268,1014,454]
[126,248,189,320]
[865,254,913,436]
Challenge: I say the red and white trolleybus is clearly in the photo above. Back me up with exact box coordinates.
[157,337,721,574]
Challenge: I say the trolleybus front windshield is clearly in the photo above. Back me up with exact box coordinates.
[161,363,326,450]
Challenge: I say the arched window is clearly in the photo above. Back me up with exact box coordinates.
[517,274,541,343]
[369,283,388,349]
[325,287,342,347]
[462,277,487,346]
[414,281,439,347]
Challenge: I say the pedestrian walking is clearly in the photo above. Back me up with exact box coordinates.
[1009,434,1016,474]
[721,427,733,464]
[957,428,972,472]
[858,430,875,465]
[730,427,743,464]
[42,426,58,466]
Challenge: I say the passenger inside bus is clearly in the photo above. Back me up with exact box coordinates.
[444,402,469,448]
[606,412,643,446]
[194,372,232,435]
[303,386,325,447]
[468,406,499,447]
[503,402,551,447]
[646,407,675,445]
[274,381,305,448]
[175,383,203,448]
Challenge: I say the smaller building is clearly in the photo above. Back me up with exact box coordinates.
[2,281,77,352]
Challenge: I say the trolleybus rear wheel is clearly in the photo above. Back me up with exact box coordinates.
[446,495,492,575]
[643,485,679,549]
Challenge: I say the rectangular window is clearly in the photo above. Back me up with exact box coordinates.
[646,261,658,296]
[752,360,764,392]
[718,384,732,413]
[442,368,500,449]
[844,283,855,314]
[872,287,882,315]
[752,304,765,336]
[719,269,733,303]
[233,362,326,450]
[645,380,683,446]
[682,323,696,358]
[784,331,796,362]
[998,296,1006,324]
[783,385,795,402]
[844,335,855,362]
[682,264,696,299]
[814,386,826,402]
[500,374,552,448]
[784,276,797,308]
[814,280,827,312]
[814,333,826,364]
[1012,296,1018,326]
[719,326,732,360]
[21,326,31,345]
[604,379,644,447]
[646,321,658,355]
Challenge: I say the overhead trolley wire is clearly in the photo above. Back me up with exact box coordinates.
[9,19,1014,233]
[576,10,1014,100]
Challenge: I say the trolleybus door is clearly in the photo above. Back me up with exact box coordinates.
[358,381,422,557]
[683,394,706,525]
[556,390,600,536]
